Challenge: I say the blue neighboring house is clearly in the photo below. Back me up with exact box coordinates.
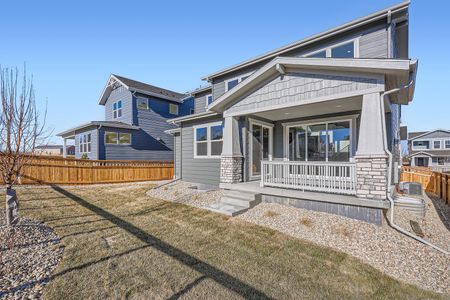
[57,74,194,161]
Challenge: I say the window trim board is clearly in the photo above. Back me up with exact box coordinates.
[193,121,223,159]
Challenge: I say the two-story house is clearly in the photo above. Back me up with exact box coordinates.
[57,74,194,161]
[167,1,418,224]
[407,129,450,170]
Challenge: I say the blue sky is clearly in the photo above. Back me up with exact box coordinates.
[1,0,449,143]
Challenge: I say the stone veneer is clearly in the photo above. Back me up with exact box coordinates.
[355,155,388,200]
[220,156,243,183]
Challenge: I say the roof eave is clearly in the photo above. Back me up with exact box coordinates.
[201,1,410,81]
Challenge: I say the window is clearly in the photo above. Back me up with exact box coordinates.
[287,120,351,162]
[206,94,213,105]
[105,132,131,145]
[137,97,148,110]
[79,133,91,153]
[194,122,223,158]
[190,108,195,114]
[304,40,357,59]
[169,103,178,115]
[113,100,122,119]
[225,73,252,92]
[438,157,445,165]
[331,42,354,58]
[412,140,429,149]
[446,140,450,149]
[434,140,441,149]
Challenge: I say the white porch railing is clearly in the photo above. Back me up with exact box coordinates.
[261,161,357,195]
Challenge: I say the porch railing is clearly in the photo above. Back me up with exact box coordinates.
[261,160,357,195]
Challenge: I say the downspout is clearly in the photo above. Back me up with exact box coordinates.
[380,84,449,255]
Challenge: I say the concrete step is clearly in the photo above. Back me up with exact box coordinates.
[220,196,261,208]
[223,189,261,201]
[203,202,248,217]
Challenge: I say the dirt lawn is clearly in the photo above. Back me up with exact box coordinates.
[3,183,447,299]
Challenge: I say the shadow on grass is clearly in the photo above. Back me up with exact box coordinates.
[3,185,272,300]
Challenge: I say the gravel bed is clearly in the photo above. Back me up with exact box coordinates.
[146,181,221,208]
[148,182,450,294]
[0,210,64,299]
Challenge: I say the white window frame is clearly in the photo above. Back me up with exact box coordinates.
[282,116,355,162]
[224,72,253,92]
[105,132,132,146]
[412,140,430,150]
[169,103,179,115]
[205,94,213,108]
[445,140,450,149]
[137,97,149,110]
[112,100,123,119]
[79,133,92,154]
[248,118,274,179]
[303,38,360,59]
[433,140,441,149]
[193,121,223,159]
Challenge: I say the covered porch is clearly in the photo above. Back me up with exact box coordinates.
[212,57,417,201]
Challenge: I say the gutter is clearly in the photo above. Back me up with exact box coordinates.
[380,85,449,255]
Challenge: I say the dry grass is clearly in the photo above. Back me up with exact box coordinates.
[264,210,280,218]
[4,184,445,300]
[299,217,314,228]
[333,225,352,238]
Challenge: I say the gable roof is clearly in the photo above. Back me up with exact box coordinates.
[98,74,186,105]
[201,1,410,81]
[408,129,450,140]
[207,57,418,113]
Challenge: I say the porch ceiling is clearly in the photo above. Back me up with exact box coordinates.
[252,96,363,121]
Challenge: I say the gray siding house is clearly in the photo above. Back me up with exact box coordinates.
[57,74,194,161]
[407,130,450,170]
[168,1,418,224]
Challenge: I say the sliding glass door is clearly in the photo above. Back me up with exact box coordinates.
[287,120,351,162]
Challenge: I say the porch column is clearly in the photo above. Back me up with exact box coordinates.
[355,92,388,200]
[220,116,243,184]
[62,138,67,158]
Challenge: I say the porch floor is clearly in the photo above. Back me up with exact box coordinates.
[220,181,390,210]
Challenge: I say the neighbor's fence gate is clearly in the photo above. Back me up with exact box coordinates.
[400,166,450,206]
[13,156,174,184]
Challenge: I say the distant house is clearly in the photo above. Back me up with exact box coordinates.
[407,130,450,169]
[35,145,75,156]
[57,75,194,161]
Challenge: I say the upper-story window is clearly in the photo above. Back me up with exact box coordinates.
[169,103,178,115]
[113,100,122,119]
[434,140,441,149]
[79,133,91,153]
[412,140,429,149]
[446,140,450,149]
[137,97,148,110]
[206,94,213,105]
[225,74,252,92]
[304,40,357,59]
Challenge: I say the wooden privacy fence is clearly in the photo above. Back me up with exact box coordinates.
[13,156,174,185]
[400,166,450,205]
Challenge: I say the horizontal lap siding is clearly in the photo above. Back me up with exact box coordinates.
[194,93,208,114]
[359,27,388,58]
[181,117,222,186]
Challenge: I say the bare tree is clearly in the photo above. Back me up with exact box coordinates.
[0,66,48,226]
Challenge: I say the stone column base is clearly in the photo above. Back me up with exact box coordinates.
[355,155,388,200]
[220,156,243,184]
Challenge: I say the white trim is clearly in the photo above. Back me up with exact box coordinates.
[79,133,92,154]
[193,121,223,159]
[249,119,274,180]
[169,103,179,116]
[204,93,213,109]
[224,72,253,92]
[282,117,354,162]
[136,97,149,110]
[167,111,219,124]
[112,100,123,119]
[433,140,442,150]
